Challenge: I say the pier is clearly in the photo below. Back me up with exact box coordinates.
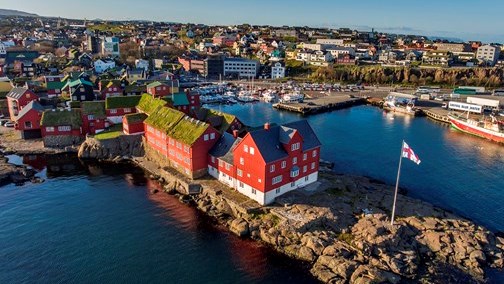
[273,94,365,115]
[420,107,451,124]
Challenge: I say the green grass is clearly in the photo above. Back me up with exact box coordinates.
[94,124,123,140]
[137,94,168,115]
[41,109,82,128]
[105,95,142,109]
[81,101,106,118]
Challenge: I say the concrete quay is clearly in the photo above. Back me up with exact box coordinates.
[273,94,365,115]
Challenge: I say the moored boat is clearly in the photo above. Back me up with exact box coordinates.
[448,112,504,143]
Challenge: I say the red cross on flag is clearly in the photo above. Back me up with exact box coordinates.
[402,142,421,165]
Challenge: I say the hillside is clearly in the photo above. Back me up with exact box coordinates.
[0,9,38,17]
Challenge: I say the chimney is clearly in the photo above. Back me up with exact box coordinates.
[233,130,238,138]
[264,122,270,130]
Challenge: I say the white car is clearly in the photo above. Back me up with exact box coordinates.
[4,121,15,128]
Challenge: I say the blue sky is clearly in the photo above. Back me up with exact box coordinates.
[4,0,504,42]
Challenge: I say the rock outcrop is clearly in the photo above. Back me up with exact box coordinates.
[78,135,144,161]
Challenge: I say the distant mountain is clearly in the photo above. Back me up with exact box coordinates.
[0,9,38,17]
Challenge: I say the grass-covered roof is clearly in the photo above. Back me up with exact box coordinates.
[137,94,167,115]
[168,117,209,146]
[124,113,148,124]
[199,107,237,133]
[41,109,82,128]
[144,106,184,132]
[82,101,106,118]
[105,95,142,109]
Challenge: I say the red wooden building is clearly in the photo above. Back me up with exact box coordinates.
[196,108,244,135]
[81,101,107,135]
[146,81,172,97]
[123,113,147,135]
[144,106,220,179]
[209,120,321,205]
[40,109,83,147]
[99,80,123,99]
[45,75,65,98]
[6,87,39,121]
[14,100,44,139]
[105,95,142,124]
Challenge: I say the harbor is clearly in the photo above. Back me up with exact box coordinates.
[272,94,365,114]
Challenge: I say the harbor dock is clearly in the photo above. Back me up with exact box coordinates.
[273,94,365,115]
[421,107,451,124]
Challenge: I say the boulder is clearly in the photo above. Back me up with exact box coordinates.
[230,218,249,237]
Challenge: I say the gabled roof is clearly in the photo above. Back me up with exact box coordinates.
[124,113,148,124]
[168,116,210,146]
[282,120,322,151]
[144,106,184,133]
[41,109,82,128]
[105,95,142,109]
[6,87,32,100]
[196,107,238,133]
[81,101,106,119]
[63,78,94,89]
[124,84,147,93]
[279,126,297,144]
[47,81,66,90]
[209,132,242,164]
[5,51,39,65]
[15,101,44,121]
[172,92,189,106]
[137,94,168,115]
[147,81,166,88]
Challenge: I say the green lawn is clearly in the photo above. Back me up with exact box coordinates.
[94,124,123,140]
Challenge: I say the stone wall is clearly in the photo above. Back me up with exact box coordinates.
[78,135,144,160]
[44,135,83,148]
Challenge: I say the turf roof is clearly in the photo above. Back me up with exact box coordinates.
[137,94,167,115]
[124,113,148,124]
[81,101,106,118]
[105,95,142,109]
[40,109,82,128]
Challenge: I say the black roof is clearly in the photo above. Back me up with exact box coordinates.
[248,120,321,163]
[209,132,242,165]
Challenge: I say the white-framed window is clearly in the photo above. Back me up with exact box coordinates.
[311,162,316,170]
[183,146,190,153]
[225,163,230,170]
[281,161,286,168]
[291,168,299,178]
[124,108,131,113]
[240,157,244,165]
[275,188,280,194]
[312,150,317,157]
[219,160,224,167]
[303,153,307,161]
[58,125,71,132]
[80,95,86,100]
[87,114,94,120]
[250,147,255,155]
[272,175,283,185]
[291,142,300,151]
[204,134,209,141]
[211,156,215,163]
[305,176,309,182]
[170,139,174,146]
[239,182,244,188]
[303,165,307,173]
[24,121,32,129]
[293,157,297,165]
[251,188,256,195]
[237,169,243,177]
[46,126,55,132]
[270,164,275,173]
[210,133,215,140]
[176,142,182,149]
[243,145,248,153]
[110,109,117,114]
[291,182,296,187]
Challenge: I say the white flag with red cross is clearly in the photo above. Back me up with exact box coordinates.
[402,142,421,165]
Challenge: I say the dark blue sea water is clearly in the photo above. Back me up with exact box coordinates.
[0,159,316,283]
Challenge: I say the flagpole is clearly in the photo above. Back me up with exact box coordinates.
[390,140,404,226]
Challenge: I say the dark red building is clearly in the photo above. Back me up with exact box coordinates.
[146,81,174,97]
[14,100,44,139]
[81,101,107,135]
[105,95,142,124]
[40,109,83,147]
[123,113,148,135]
[6,87,39,121]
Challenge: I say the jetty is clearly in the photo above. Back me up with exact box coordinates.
[273,94,365,115]
[421,107,451,124]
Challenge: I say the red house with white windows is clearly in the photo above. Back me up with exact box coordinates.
[45,75,65,98]
[144,106,221,179]
[99,80,123,99]
[81,101,107,135]
[14,100,44,139]
[123,113,147,135]
[208,120,321,205]
[6,87,39,121]
[147,81,172,97]
[40,109,83,147]
[105,95,142,124]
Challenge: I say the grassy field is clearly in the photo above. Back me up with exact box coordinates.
[94,124,123,140]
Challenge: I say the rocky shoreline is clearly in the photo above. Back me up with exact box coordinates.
[2,136,503,283]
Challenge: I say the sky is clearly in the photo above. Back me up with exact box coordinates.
[2,0,504,42]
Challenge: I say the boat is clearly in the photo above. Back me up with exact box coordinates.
[262,90,278,102]
[383,92,420,116]
[448,112,504,143]
[280,92,304,103]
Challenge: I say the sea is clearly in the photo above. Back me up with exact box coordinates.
[1,103,503,283]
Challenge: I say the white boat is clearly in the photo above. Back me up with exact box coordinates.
[383,92,420,116]
[262,90,278,102]
[280,92,304,103]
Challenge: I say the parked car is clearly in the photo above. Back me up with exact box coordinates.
[4,121,15,128]
[0,119,10,126]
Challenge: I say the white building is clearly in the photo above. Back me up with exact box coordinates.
[316,38,344,46]
[101,37,120,57]
[271,62,285,79]
[327,47,355,58]
[223,58,259,78]
[94,59,116,73]
[135,59,149,71]
[296,50,333,66]
[0,43,6,57]
[476,45,500,65]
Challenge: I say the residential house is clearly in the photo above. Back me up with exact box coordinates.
[123,113,148,135]
[196,108,244,135]
[14,101,44,139]
[146,81,178,97]
[135,59,149,71]
[81,101,107,134]
[45,75,65,98]
[6,87,39,121]
[164,91,200,115]
[124,84,146,96]
[94,58,116,73]
[422,50,452,66]
[316,38,344,46]
[126,68,147,82]
[208,120,321,205]
[100,80,123,99]
[326,47,355,58]
[476,45,500,66]
[144,106,221,179]
[105,95,142,124]
[40,109,83,147]
[334,54,356,65]
[100,36,120,57]
[296,50,332,66]
[4,51,39,76]
[64,78,95,101]
[271,62,286,79]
